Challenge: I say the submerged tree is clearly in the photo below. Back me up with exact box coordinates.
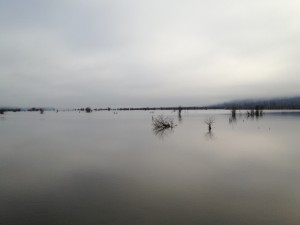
[229,107,237,124]
[231,107,236,118]
[85,107,92,113]
[178,106,182,116]
[152,115,174,129]
[152,115,175,139]
[204,117,215,132]
[178,106,182,123]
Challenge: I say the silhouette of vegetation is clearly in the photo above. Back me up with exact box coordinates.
[228,107,237,124]
[231,108,236,118]
[28,108,44,112]
[85,107,92,113]
[152,115,174,129]
[178,106,182,116]
[246,106,263,118]
[204,117,215,132]
[217,96,300,110]
[229,116,237,124]
[178,106,182,123]
[152,115,175,139]
[0,108,22,114]
[255,105,263,116]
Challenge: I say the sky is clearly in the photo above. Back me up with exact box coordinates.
[1,0,300,108]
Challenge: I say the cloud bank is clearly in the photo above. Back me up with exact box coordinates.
[1,0,300,107]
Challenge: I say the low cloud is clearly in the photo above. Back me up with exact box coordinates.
[1,0,300,107]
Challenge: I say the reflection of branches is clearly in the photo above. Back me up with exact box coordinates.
[229,116,237,124]
[153,126,174,139]
[178,106,182,123]
[178,113,182,123]
[205,131,215,140]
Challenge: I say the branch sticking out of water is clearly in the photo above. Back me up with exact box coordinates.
[152,115,175,139]
[152,115,174,129]
[204,117,215,132]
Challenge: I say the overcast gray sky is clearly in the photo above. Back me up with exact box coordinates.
[1,0,300,107]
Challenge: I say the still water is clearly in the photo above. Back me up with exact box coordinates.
[0,110,300,225]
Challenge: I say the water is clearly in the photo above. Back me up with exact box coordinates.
[1,110,300,225]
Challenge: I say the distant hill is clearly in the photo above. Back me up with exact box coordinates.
[208,96,300,109]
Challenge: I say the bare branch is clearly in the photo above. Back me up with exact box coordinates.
[152,115,174,129]
[204,116,215,132]
[204,117,215,126]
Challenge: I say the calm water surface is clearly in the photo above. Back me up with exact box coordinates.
[0,110,300,225]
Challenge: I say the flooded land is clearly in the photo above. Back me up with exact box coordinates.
[1,110,300,225]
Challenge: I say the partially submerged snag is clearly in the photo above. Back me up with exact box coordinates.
[152,115,174,129]
[152,115,175,139]
[85,107,92,113]
[204,117,215,132]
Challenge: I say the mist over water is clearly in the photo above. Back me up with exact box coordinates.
[1,110,300,225]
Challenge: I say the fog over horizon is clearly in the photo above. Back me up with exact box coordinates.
[1,0,300,108]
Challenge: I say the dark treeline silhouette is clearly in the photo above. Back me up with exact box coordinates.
[0,108,22,114]
[70,106,208,113]
[2,96,300,113]
[74,107,111,112]
[0,107,55,114]
[72,97,300,112]
[85,107,92,113]
[74,106,208,111]
[210,96,300,110]
[28,108,45,112]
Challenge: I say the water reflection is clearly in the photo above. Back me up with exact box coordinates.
[153,126,174,139]
[178,112,182,123]
[246,109,263,119]
[228,110,264,124]
[228,116,237,124]
[178,108,183,124]
[1,111,300,225]
[268,111,300,117]
[205,130,215,140]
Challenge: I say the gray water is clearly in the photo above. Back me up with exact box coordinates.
[1,110,300,225]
